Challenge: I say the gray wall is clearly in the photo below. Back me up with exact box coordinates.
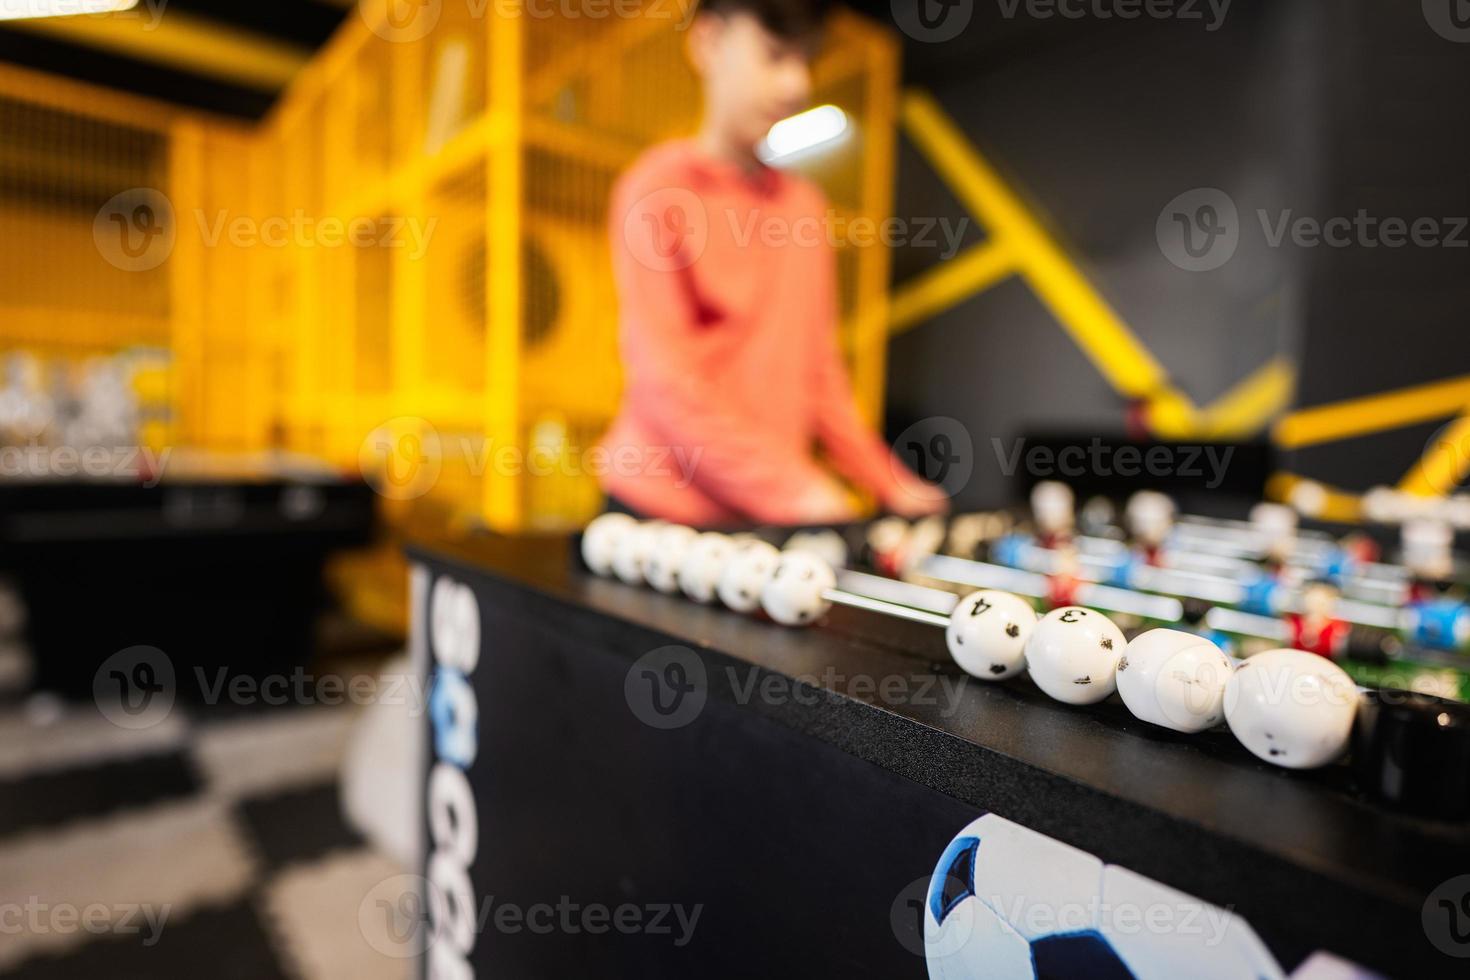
[860,0,1469,507]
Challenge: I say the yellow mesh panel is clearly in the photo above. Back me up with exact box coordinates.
[0,5,898,535]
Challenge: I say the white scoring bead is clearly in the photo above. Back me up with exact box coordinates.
[643,524,697,594]
[1224,649,1358,769]
[784,528,849,570]
[1023,606,1126,705]
[679,532,736,604]
[1115,629,1233,733]
[611,520,663,586]
[945,590,1037,681]
[716,540,782,613]
[761,550,837,627]
[580,512,637,577]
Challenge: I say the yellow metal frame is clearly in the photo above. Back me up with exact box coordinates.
[895,90,1294,441]
[0,5,900,539]
[484,1,523,529]
[255,3,899,530]
[0,61,256,452]
[1270,373,1470,508]
[895,89,1470,511]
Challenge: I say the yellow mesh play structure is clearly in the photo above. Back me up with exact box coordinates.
[0,2,898,542]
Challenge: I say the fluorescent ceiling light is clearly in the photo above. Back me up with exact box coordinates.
[0,0,138,21]
[758,104,849,164]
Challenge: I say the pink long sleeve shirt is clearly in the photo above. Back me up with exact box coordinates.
[598,140,911,526]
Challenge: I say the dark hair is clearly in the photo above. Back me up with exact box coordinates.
[696,0,833,40]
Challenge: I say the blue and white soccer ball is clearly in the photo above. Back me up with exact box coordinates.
[923,814,1284,980]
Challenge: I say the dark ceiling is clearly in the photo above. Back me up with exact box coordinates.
[0,0,1263,120]
[0,0,349,118]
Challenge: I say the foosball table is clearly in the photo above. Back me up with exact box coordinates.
[409,481,1470,979]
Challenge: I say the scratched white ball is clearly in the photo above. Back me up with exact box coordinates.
[580,512,636,577]
[1023,606,1126,705]
[761,550,837,627]
[643,524,697,594]
[1115,629,1233,733]
[1224,649,1358,769]
[945,590,1037,681]
[716,540,781,613]
[611,520,663,586]
[679,532,737,604]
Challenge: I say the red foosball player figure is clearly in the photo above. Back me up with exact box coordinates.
[865,516,910,578]
[1124,490,1173,567]
[1403,521,1455,604]
[1285,578,1350,659]
[1031,481,1075,550]
[1408,576,1448,606]
[1048,544,1084,610]
[1339,531,1380,567]
[1406,552,1457,606]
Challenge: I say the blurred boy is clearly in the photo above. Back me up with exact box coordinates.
[599,0,945,527]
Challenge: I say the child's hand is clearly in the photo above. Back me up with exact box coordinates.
[886,472,950,519]
[793,478,859,525]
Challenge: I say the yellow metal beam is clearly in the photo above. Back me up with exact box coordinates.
[169,120,206,445]
[889,240,1017,336]
[1274,373,1470,449]
[5,10,310,90]
[892,87,1314,443]
[1197,356,1297,439]
[849,12,900,427]
[901,90,1178,405]
[1400,413,1470,498]
[268,1,374,132]
[484,4,524,530]
[1266,472,1364,523]
[389,34,428,422]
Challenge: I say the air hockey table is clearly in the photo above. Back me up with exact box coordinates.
[409,531,1470,979]
[0,462,377,698]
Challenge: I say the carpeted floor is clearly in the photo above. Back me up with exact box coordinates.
[0,630,417,980]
